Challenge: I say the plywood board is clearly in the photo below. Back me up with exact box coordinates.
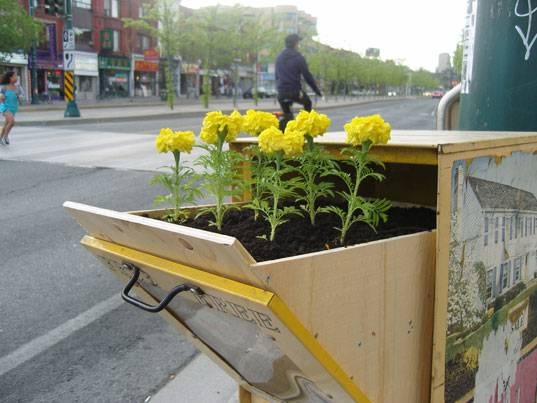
[252,230,437,402]
[64,201,263,288]
[82,236,370,402]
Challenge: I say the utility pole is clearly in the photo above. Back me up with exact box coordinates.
[459,0,537,130]
[62,0,80,117]
[29,0,39,104]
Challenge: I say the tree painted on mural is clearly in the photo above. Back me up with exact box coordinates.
[447,240,485,335]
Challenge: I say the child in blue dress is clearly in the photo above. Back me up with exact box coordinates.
[0,71,23,145]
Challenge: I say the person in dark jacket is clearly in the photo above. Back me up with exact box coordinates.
[275,33,322,130]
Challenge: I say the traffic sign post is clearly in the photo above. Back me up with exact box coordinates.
[62,0,81,118]
[63,29,75,51]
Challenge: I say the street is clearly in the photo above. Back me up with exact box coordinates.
[0,98,438,403]
[35,97,437,135]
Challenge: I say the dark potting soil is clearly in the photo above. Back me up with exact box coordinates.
[183,206,436,262]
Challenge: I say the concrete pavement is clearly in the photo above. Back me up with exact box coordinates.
[15,95,391,126]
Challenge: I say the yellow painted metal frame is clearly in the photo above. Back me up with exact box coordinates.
[82,235,371,403]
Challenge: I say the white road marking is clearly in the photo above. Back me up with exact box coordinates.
[0,294,123,377]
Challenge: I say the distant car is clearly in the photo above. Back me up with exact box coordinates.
[243,86,275,99]
[431,90,445,99]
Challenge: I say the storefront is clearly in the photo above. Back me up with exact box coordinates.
[35,23,64,101]
[133,59,159,97]
[98,56,131,98]
[181,62,200,98]
[0,53,29,101]
[73,51,98,100]
[36,66,64,101]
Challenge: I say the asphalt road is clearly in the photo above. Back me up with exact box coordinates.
[63,97,438,134]
[0,162,196,403]
[0,97,438,403]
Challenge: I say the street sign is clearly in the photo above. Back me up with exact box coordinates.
[63,51,75,70]
[63,29,75,50]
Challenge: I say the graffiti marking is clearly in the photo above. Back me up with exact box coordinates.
[515,0,537,60]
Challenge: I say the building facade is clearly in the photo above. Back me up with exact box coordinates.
[6,1,317,102]
[4,0,159,101]
[92,0,159,99]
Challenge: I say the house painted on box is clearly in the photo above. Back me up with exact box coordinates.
[453,169,537,304]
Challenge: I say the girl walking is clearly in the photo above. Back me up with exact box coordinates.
[0,71,23,145]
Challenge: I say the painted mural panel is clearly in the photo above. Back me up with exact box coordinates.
[446,152,537,403]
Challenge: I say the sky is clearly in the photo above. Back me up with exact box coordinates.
[181,0,468,72]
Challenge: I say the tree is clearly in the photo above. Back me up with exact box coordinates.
[0,0,41,60]
[452,42,463,81]
[239,9,281,105]
[123,0,182,109]
[447,241,484,335]
[175,6,234,108]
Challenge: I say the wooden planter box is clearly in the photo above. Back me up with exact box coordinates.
[65,130,537,403]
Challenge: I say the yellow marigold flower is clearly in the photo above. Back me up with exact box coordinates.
[242,109,279,136]
[258,126,285,155]
[283,128,305,157]
[200,128,218,145]
[225,110,243,142]
[344,114,391,146]
[155,127,174,153]
[168,131,195,153]
[284,119,302,133]
[295,109,331,137]
[200,110,243,144]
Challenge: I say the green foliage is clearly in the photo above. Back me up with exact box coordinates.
[246,152,303,241]
[323,141,391,244]
[409,69,440,90]
[151,151,201,223]
[453,42,463,79]
[0,0,42,57]
[195,132,247,231]
[493,282,526,312]
[293,138,336,225]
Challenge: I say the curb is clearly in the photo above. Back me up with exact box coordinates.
[17,98,394,127]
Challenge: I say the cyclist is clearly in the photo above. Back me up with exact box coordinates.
[275,34,323,130]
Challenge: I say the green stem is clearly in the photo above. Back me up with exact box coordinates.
[306,135,314,152]
[215,131,226,230]
[270,153,283,241]
[306,167,316,225]
[339,141,371,244]
[173,150,181,220]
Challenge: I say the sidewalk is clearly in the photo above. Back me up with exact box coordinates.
[16,95,391,126]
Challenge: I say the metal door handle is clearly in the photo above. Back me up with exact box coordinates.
[121,263,202,313]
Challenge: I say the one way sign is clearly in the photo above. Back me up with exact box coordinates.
[63,51,75,70]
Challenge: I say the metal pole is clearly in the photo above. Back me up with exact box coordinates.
[29,0,39,104]
[63,0,80,117]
